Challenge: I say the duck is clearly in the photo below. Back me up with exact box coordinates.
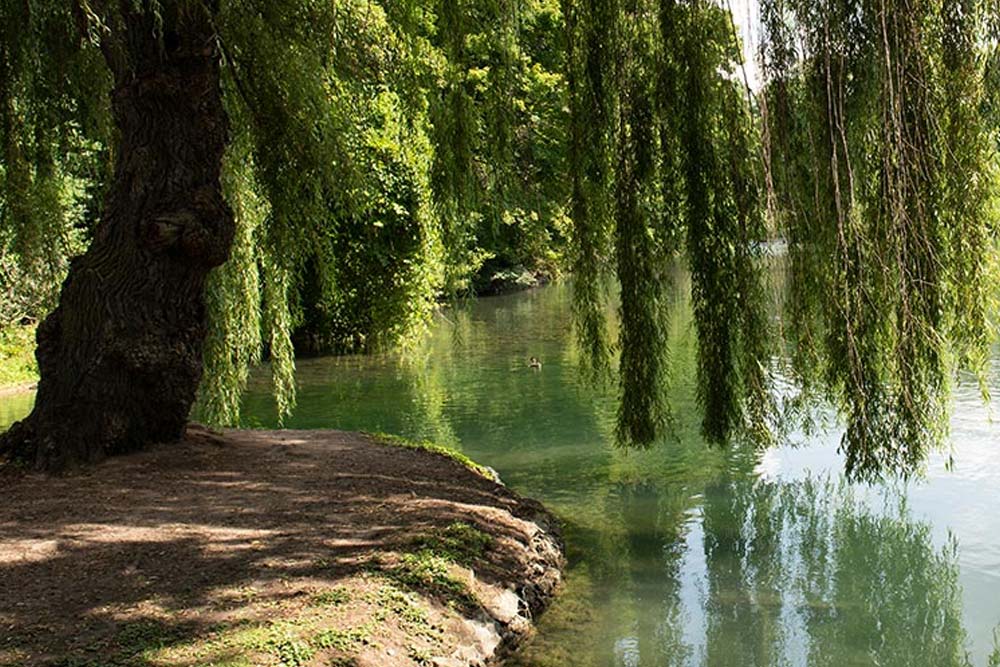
[529,356,542,369]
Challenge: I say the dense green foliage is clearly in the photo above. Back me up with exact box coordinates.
[563,0,1000,479]
[2,0,999,478]
[564,0,772,449]
[1,0,569,426]
[0,1,110,327]
[0,323,36,387]
[757,0,1000,478]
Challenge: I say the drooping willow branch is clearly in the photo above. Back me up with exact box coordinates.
[760,0,999,479]
[565,0,773,450]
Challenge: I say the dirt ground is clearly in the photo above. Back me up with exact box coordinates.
[0,427,563,667]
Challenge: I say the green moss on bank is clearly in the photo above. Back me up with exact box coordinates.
[0,324,38,389]
[412,522,493,566]
[365,432,497,480]
[45,578,433,667]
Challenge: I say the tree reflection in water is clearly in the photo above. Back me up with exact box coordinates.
[517,473,972,667]
[224,282,994,666]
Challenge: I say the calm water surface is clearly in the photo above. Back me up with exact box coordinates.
[4,282,999,665]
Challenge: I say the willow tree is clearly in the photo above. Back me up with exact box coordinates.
[3,0,997,479]
[759,0,1000,479]
[564,0,772,449]
[565,0,999,480]
[0,0,569,469]
[0,0,431,468]
[0,2,236,469]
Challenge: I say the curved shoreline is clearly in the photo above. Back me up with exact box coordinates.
[0,427,564,667]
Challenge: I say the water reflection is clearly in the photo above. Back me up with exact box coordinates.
[514,463,974,667]
[2,281,999,664]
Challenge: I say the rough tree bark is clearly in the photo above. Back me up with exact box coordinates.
[0,3,234,470]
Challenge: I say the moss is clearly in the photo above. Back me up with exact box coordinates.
[371,584,428,625]
[311,625,374,652]
[366,432,496,480]
[268,635,315,667]
[328,658,360,667]
[386,550,480,612]
[407,643,435,665]
[413,522,493,566]
[363,521,494,616]
[55,577,449,667]
[369,582,444,642]
[311,586,351,607]
[49,620,188,667]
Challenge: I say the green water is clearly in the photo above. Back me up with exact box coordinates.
[4,282,1000,665]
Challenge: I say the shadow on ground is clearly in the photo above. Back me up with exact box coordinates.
[0,427,561,667]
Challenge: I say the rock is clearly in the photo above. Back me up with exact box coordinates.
[431,658,465,667]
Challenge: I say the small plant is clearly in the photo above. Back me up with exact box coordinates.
[311,586,351,607]
[388,550,479,612]
[59,619,187,665]
[269,636,315,667]
[312,625,373,652]
[116,620,180,652]
[372,583,444,641]
[374,585,427,624]
[328,658,360,667]
[394,551,453,589]
[407,643,435,665]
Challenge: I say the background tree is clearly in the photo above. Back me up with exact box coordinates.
[2,0,998,479]
[0,0,570,466]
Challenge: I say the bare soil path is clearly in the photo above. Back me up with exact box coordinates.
[0,427,563,667]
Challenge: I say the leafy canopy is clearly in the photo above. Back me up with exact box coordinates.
[2,0,999,479]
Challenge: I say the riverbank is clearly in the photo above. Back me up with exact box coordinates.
[0,428,564,667]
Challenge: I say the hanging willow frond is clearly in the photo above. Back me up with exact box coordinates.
[565,0,774,448]
[760,0,999,480]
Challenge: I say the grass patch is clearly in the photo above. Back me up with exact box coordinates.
[268,635,315,667]
[51,620,189,667]
[0,323,37,388]
[413,522,493,566]
[311,625,374,652]
[366,521,493,615]
[311,586,351,607]
[366,432,497,480]
[370,582,444,642]
[407,644,434,665]
[386,550,480,612]
[50,580,447,667]
[328,658,360,667]
[372,585,429,627]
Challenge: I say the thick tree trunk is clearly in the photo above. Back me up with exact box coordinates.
[0,4,234,470]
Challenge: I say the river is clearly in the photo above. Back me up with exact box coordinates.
[3,281,999,666]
